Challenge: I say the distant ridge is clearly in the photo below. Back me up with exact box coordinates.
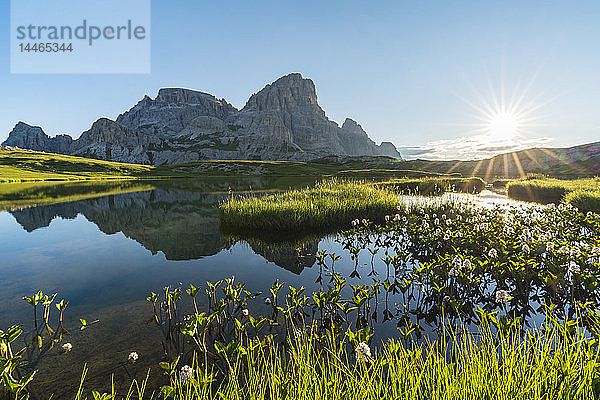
[406,141,600,178]
[2,73,402,165]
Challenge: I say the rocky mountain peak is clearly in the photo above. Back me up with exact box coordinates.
[243,73,322,115]
[4,121,72,154]
[341,118,364,132]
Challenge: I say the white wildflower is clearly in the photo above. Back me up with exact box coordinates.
[62,343,72,353]
[569,264,581,275]
[488,248,498,258]
[591,247,600,256]
[546,242,555,252]
[570,247,581,258]
[462,259,472,269]
[385,215,390,222]
[242,308,249,317]
[180,365,194,384]
[495,290,509,304]
[452,256,462,268]
[264,297,272,305]
[355,342,372,361]
[128,352,139,363]
[522,244,530,253]
[449,267,458,277]
[558,245,569,255]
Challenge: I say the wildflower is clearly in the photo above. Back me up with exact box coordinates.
[449,268,458,277]
[396,205,402,211]
[558,245,569,255]
[62,343,72,353]
[361,219,368,225]
[488,248,498,258]
[423,222,430,230]
[462,259,472,269]
[351,219,359,227]
[495,290,509,304]
[452,256,462,269]
[180,365,194,384]
[402,216,407,222]
[128,352,139,364]
[393,214,401,221]
[570,247,581,258]
[446,219,452,226]
[443,295,451,303]
[522,244,530,253]
[435,228,442,236]
[242,308,249,317]
[546,242,555,252]
[569,264,581,275]
[547,203,556,209]
[355,342,372,361]
[443,233,450,241]
[591,247,600,256]
[264,297,272,305]
[434,218,440,226]
[385,215,390,222]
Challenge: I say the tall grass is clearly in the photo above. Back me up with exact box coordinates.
[506,177,600,204]
[565,190,600,213]
[377,177,485,195]
[219,180,404,235]
[69,324,600,400]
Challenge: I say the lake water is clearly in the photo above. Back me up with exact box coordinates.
[0,181,528,397]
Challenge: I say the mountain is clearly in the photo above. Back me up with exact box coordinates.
[405,141,600,178]
[3,73,402,164]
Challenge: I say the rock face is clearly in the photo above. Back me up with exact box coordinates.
[2,73,402,164]
[3,122,73,154]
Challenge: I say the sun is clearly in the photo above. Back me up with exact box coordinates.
[488,111,521,140]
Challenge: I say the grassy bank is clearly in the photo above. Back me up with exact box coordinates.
[564,190,600,213]
[377,176,485,195]
[0,147,155,182]
[507,177,600,211]
[0,180,157,211]
[1,147,451,183]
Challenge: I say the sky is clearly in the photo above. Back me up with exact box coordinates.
[1,0,599,160]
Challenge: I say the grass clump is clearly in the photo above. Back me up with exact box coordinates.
[507,177,600,204]
[565,190,600,213]
[377,176,485,195]
[219,180,404,235]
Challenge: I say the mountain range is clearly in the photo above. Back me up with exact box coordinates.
[2,73,402,164]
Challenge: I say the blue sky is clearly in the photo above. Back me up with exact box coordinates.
[1,1,599,160]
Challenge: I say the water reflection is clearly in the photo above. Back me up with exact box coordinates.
[0,181,539,398]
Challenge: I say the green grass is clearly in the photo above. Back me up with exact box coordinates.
[377,176,485,195]
[0,147,154,182]
[0,180,157,211]
[219,179,471,236]
[564,190,600,213]
[507,177,600,204]
[0,147,465,183]
[219,180,404,235]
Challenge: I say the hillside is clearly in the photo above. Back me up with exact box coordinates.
[405,141,600,179]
